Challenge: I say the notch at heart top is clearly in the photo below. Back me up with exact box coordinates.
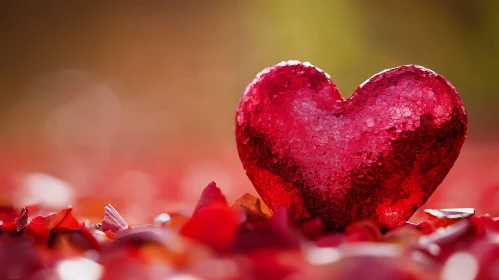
[235,61,467,230]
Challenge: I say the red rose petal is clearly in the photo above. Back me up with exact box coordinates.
[415,221,436,235]
[16,207,29,232]
[271,206,292,229]
[300,217,326,240]
[53,209,80,231]
[181,204,241,253]
[234,203,301,252]
[22,207,81,245]
[1,207,28,233]
[0,206,18,231]
[234,223,301,252]
[36,207,80,231]
[193,181,228,214]
[77,223,101,250]
[1,220,17,232]
[25,221,51,245]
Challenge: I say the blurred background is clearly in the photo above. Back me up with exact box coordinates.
[0,1,498,224]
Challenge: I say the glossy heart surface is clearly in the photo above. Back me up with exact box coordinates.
[235,61,467,230]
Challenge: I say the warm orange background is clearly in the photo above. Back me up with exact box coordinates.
[0,1,498,224]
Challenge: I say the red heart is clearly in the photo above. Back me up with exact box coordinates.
[235,61,467,230]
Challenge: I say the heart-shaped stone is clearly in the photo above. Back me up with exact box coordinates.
[235,61,467,230]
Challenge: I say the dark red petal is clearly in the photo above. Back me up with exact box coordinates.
[52,208,80,231]
[345,221,382,243]
[300,217,326,240]
[0,239,43,279]
[40,207,78,230]
[315,233,345,247]
[271,206,291,229]
[78,223,101,250]
[0,207,27,233]
[1,220,17,232]
[193,181,227,213]
[415,221,435,235]
[24,222,51,245]
[0,206,18,226]
[472,215,499,235]
[233,224,301,252]
[16,207,29,232]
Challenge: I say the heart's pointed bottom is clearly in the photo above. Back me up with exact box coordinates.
[236,61,467,230]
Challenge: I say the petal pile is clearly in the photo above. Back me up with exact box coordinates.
[0,182,498,279]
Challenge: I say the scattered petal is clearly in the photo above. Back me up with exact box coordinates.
[102,204,129,233]
[16,207,29,232]
[346,221,382,242]
[181,204,241,253]
[300,217,326,240]
[232,193,272,217]
[193,181,227,214]
[424,208,475,228]
[234,224,301,252]
[271,206,291,229]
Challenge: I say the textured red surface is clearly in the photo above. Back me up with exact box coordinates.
[235,61,468,230]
